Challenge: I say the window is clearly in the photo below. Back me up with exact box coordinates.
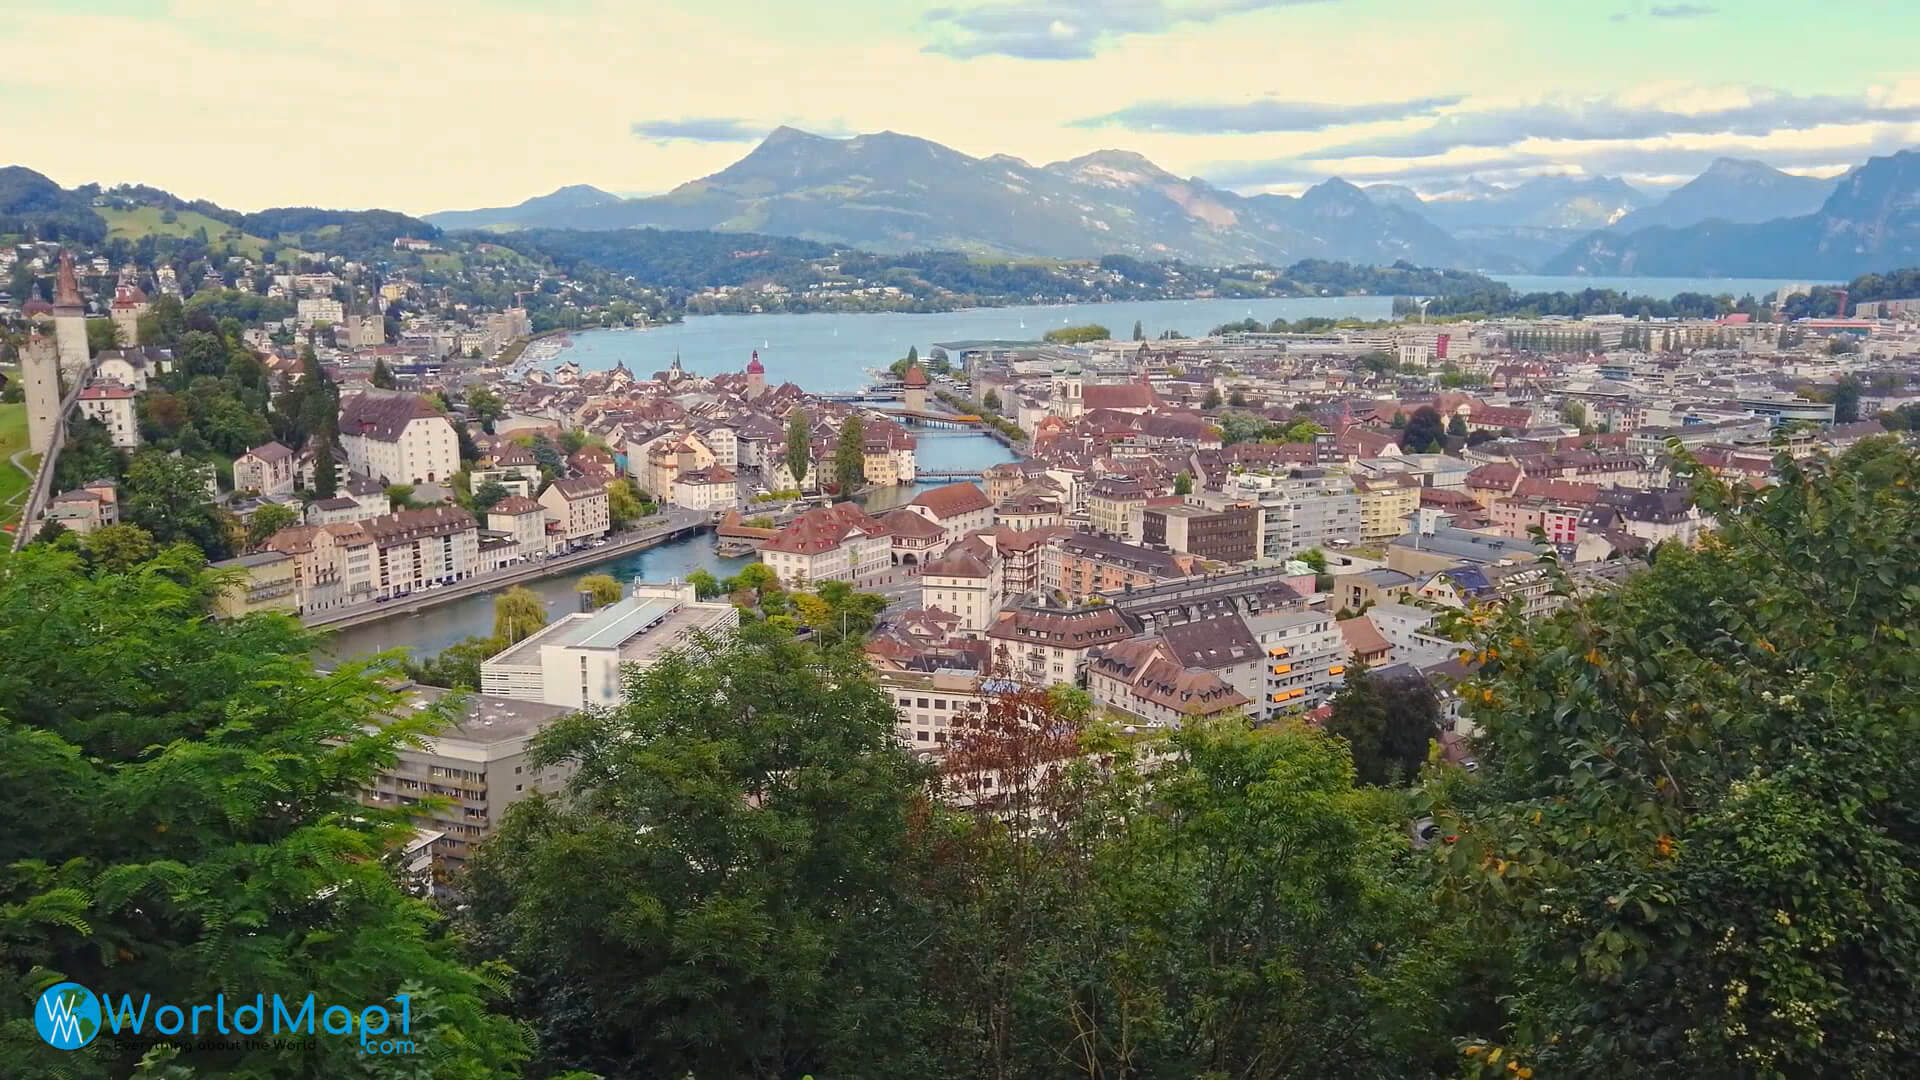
[917,697,929,708]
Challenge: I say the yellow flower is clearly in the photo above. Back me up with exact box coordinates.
[1656,834,1675,858]
[1463,1045,1483,1057]
[1507,1062,1520,1073]
[1519,1069,1534,1079]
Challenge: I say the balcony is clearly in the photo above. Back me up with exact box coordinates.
[1267,646,1290,658]
[1328,665,1346,675]
[1270,663,1292,675]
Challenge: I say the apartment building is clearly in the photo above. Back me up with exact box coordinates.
[364,507,480,598]
[984,603,1135,686]
[480,582,740,709]
[1224,469,1361,561]
[1352,474,1422,541]
[208,551,298,617]
[905,482,994,551]
[876,668,993,750]
[920,540,1002,635]
[1086,474,1157,541]
[233,441,296,495]
[1087,636,1251,728]
[339,391,460,485]
[759,502,892,587]
[538,477,612,544]
[1043,532,1196,602]
[76,383,139,449]
[1247,609,1348,715]
[1140,501,1259,563]
[362,686,574,883]
[487,495,552,557]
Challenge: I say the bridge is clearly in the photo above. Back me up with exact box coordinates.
[912,470,986,483]
[880,408,982,430]
[714,510,780,556]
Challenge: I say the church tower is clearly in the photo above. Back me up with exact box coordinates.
[901,362,928,413]
[745,349,765,396]
[51,250,91,376]
[22,327,62,456]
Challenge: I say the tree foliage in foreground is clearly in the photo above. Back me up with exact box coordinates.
[0,545,526,1078]
[1434,436,1920,1077]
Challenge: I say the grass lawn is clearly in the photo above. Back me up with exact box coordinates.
[101,206,272,261]
[0,403,33,530]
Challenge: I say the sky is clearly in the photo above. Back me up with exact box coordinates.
[3,0,1918,215]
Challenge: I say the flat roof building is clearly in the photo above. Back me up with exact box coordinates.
[481,581,740,708]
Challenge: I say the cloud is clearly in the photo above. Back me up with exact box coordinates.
[1073,94,1460,133]
[922,0,1335,61]
[1305,90,1920,159]
[630,117,765,143]
[1649,4,1717,16]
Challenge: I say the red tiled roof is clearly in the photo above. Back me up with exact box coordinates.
[760,502,889,555]
[910,481,993,520]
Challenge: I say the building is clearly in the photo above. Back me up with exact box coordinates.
[262,521,377,612]
[879,507,947,566]
[480,582,740,709]
[876,668,991,750]
[44,482,119,535]
[985,603,1135,685]
[538,478,612,545]
[1386,523,1541,577]
[51,250,90,374]
[1044,532,1196,602]
[296,297,345,329]
[1246,609,1348,715]
[901,362,929,413]
[1086,474,1155,540]
[233,441,297,495]
[208,551,299,617]
[1140,501,1259,563]
[339,392,460,485]
[1224,469,1361,561]
[20,330,61,456]
[108,283,149,346]
[363,507,480,598]
[76,383,139,449]
[1087,637,1250,728]
[904,482,994,550]
[1333,568,1420,614]
[759,502,893,587]
[1352,475,1422,542]
[362,685,574,881]
[1108,566,1310,634]
[671,467,740,514]
[487,495,551,558]
[919,540,1002,635]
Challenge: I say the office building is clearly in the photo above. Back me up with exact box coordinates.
[481,582,740,709]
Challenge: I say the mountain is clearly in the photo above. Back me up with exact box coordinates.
[1416,174,1648,231]
[424,127,1477,268]
[0,165,106,244]
[428,184,622,231]
[1609,158,1837,232]
[1541,150,1920,277]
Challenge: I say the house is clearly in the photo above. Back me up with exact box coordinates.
[361,507,481,598]
[304,479,388,525]
[1087,637,1249,728]
[76,382,139,448]
[876,668,994,751]
[1333,568,1419,614]
[904,482,994,551]
[758,502,893,587]
[1044,532,1195,602]
[671,467,740,514]
[262,521,379,611]
[879,507,947,566]
[538,478,612,545]
[44,482,119,535]
[1338,616,1393,665]
[985,603,1135,685]
[208,552,298,617]
[487,496,551,558]
[234,441,297,496]
[471,443,541,497]
[339,391,460,485]
[919,539,1002,636]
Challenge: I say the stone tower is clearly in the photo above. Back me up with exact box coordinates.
[745,349,765,397]
[51,250,91,376]
[901,362,928,413]
[22,328,61,456]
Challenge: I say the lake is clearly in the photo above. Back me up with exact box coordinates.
[556,276,1825,392]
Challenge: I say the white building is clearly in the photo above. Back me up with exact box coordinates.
[339,391,460,486]
[233,441,297,496]
[76,382,139,448]
[362,507,480,598]
[487,495,552,557]
[919,540,1002,635]
[671,467,740,514]
[757,502,893,587]
[480,582,740,709]
[297,297,345,329]
[537,478,611,544]
[903,482,994,554]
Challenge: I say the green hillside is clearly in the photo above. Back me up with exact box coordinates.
[0,401,34,531]
[100,205,274,260]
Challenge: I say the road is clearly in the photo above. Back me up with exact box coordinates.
[302,506,711,630]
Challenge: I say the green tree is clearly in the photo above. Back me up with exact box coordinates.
[244,502,299,548]
[1041,323,1109,344]
[1560,400,1588,430]
[833,415,865,495]
[1832,375,1863,423]
[685,568,723,600]
[121,450,230,559]
[1400,406,1445,453]
[785,408,810,487]
[983,389,1002,412]
[1229,388,1248,408]
[1434,438,1920,1076]
[85,317,119,353]
[733,561,780,599]
[577,572,622,609]
[1132,319,1145,341]
[1203,386,1224,410]
[462,622,934,1079]
[0,546,528,1078]
[471,479,510,513]
[1174,470,1194,496]
[385,483,418,511]
[493,585,547,644]
[404,633,507,691]
[606,476,642,528]
[1447,414,1469,437]
[370,357,398,388]
[1299,547,1329,573]
[312,435,338,497]
[465,386,505,433]
[79,523,157,573]
[906,344,918,364]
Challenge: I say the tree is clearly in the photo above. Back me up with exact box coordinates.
[493,585,547,644]
[733,561,780,599]
[1400,405,1445,452]
[1174,470,1194,496]
[244,502,299,548]
[906,344,918,364]
[1447,414,1469,437]
[461,622,934,1080]
[1390,409,1408,429]
[405,633,507,691]
[577,572,623,609]
[1323,661,1436,786]
[1228,388,1248,408]
[370,356,398,388]
[685,568,724,600]
[785,408,810,486]
[982,389,1002,412]
[1433,439,1920,1076]
[1299,547,1328,573]
[312,435,338,497]
[0,546,528,1078]
[1041,323,1109,344]
[1832,375,1863,424]
[1203,386,1224,410]
[466,386,505,433]
[121,450,230,559]
[471,479,510,513]
[385,483,417,511]
[606,476,642,528]
[1561,400,1588,430]
[85,317,119,353]
[833,415,865,495]
[79,523,157,573]
[1132,319,1145,340]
